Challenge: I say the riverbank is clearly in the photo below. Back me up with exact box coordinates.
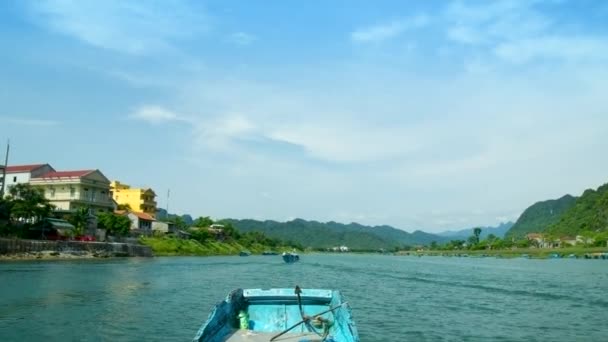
[0,250,113,261]
[0,238,152,261]
[139,236,288,256]
[398,246,608,259]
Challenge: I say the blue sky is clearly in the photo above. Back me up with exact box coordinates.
[1,0,608,233]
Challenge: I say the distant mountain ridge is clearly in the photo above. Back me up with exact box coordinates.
[222,218,450,250]
[438,221,514,240]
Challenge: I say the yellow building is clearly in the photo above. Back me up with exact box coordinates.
[110,181,157,217]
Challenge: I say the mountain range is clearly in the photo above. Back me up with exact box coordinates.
[222,218,451,250]
[155,179,608,248]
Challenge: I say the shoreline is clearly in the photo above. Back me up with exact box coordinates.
[0,250,140,261]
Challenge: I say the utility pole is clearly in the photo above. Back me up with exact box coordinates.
[0,140,9,198]
[166,188,170,215]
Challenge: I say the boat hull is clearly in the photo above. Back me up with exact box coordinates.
[193,288,359,342]
[282,253,299,263]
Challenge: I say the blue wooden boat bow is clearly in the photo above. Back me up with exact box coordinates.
[193,286,359,342]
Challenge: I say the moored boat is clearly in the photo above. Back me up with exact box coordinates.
[192,286,359,342]
[282,252,300,263]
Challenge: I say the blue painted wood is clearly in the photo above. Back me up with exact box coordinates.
[192,288,359,342]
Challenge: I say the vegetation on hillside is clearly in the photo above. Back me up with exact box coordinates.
[505,195,576,239]
[222,218,449,251]
[140,217,295,256]
[546,183,608,236]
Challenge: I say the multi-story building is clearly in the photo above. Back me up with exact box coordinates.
[110,181,157,217]
[29,169,115,213]
[0,164,55,196]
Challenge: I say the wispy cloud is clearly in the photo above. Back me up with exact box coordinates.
[0,117,59,126]
[442,0,607,65]
[25,0,208,54]
[129,105,184,124]
[228,32,256,46]
[193,115,259,150]
[351,14,429,43]
[494,36,608,64]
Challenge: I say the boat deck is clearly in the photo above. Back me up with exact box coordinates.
[225,330,324,342]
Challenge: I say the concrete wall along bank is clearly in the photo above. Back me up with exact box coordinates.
[0,238,153,257]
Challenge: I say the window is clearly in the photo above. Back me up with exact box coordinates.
[50,187,55,197]
[70,187,75,197]
[13,176,17,182]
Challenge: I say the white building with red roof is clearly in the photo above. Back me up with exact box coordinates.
[0,163,55,194]
[29,169,115,213]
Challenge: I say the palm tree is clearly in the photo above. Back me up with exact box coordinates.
[68,207,93,238]
[473,227,482,244]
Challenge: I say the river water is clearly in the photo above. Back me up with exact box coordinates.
[1,254,607,341]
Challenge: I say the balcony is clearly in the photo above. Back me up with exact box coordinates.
[140,199,157,207]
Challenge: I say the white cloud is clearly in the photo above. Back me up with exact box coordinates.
[351,14,429,43]
[228,32,256,46]
[268,122,420,163]
[193,115,258,150]
[26,0,208,54]
[129,105,182,124]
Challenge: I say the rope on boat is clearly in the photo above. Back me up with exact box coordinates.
[270,286,345,342]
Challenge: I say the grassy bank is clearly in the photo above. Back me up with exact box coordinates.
[399,246,608,259]
[139,237,289,256]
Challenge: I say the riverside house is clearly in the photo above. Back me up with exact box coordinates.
[116,210,156,236]
[29,169,115,213]
[0,163,55,195]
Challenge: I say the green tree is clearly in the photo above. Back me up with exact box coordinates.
[189,227,212,243]
[217,221,241,240]
[467,236,478,248]
[473,227,482,244]
[68,207,93,238]
[193,216,214,228]
[7,183,53,225]
[168,216,188,230]
[0,198,14,236]
[97,212,131,236]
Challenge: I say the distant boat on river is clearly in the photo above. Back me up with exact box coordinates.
[239,250,251,257]
[192,286,359,342]
[282,252,300,263]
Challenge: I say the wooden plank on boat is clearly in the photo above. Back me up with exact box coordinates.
[225,330,322,342]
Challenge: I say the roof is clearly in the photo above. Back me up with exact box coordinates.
[4,164,48,173]
[35,170,95,179]
[46,218,76,229]
[129,211,155,221]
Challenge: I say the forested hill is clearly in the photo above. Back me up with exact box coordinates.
[546,183,608,236]
[223,218,449,250]
[505,195,577,239]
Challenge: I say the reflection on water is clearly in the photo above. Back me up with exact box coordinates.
[1,255,607,341]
